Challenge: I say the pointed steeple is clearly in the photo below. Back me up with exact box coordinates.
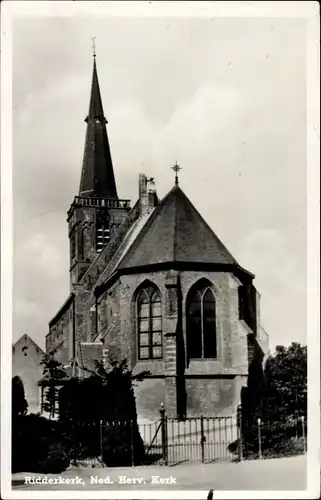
[79,55,118,199]
[86,57,106,124]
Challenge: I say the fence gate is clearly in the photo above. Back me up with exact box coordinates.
[141,415,238,465]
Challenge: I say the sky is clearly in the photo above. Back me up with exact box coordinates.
[12,15,307,352]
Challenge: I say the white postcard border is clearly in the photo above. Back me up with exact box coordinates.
[1,1,320,499]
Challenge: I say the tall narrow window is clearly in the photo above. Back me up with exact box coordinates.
[186,281,217,359]
[89,304,97,340]
[137,285,162,360]
[70,228,76,259]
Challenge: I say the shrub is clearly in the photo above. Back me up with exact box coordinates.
[62,421,101,461]
[228,417,306,459]
[58,359,147,466]
[38,442,70,474]
[12,414,70,473]
[102,420,145,467]
[12,377,28,417]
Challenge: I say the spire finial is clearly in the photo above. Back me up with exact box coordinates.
[91,36,97,58]
[171,161,181,186]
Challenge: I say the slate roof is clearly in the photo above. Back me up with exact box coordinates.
[117,185,238,270]
[79,57,118,199]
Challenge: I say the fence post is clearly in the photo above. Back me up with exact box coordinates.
[100,420,103,462]
[40,386,44,415]
[200,416,206,463]
[237,405,243,462]
[301,416,306,453]
[130,420,135,467]
[257,418,262,459]
[160,402,168,465]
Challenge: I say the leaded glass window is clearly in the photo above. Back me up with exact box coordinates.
[137,286,163,360]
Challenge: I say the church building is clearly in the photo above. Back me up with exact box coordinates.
[45,54,269,420]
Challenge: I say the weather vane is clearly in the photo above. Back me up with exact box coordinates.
[171,161,181,186]
[91,36,97,57]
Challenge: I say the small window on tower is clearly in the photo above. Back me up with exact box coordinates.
[96,211,110,252]
[70,228,76,259]
[96,226,110,252]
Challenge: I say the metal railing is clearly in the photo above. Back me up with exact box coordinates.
[72,196,131,209]
[60,405,307,468]
[139,405,238,465]
[244,414,307,459]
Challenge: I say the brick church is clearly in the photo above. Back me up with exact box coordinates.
[45,55,269,420]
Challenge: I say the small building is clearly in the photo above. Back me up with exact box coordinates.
[12,334,45,414]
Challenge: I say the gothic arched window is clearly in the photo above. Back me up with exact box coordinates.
[186,280,217,359]
[136,285,162,360]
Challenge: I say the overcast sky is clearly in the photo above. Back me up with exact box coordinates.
[12,15,306,351]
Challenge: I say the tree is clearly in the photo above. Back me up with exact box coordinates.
[12,369,70,474]
[58,358,147,465]
[233,342,307,459]
[40,355,66,419]
[12,376,28,417]
[260,342,307,420]
[95,359,146,466]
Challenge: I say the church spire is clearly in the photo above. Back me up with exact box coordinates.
[79,52,118,199]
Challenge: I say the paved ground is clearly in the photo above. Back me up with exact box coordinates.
[12,455,306,492]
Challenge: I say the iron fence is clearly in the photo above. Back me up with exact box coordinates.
[243,414,307,459]
[64,406,307,467]
[142,415,238,465]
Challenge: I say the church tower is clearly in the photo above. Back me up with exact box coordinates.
[67,54,131,286]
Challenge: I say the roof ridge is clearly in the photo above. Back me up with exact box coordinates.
[173,186,179,261]
[176,187,239,265]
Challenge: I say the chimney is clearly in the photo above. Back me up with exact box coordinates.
[139,173,157,216]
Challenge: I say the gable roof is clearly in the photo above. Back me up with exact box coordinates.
[117,185,238,270]
[13,334,45,354]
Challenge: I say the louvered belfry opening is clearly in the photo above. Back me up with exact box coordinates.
[95,208,110,253]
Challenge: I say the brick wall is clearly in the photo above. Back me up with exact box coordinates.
[79,201,140,292]
[134,378,166,421]
[99,269,250,418]
[47,301,74,364]
[48,265,254,419]
[68,201,132,286]
[258,325,270,363]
